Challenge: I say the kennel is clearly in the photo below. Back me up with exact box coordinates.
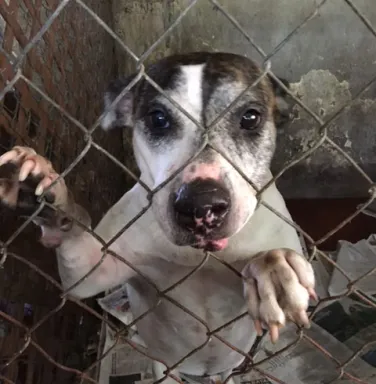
[0,0,376,383]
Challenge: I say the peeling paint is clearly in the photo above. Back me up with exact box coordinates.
[290,69,352,120]
[359,98,376,113]
[344,132,352,149]
[283,70,353,166]
[280,68,376,177]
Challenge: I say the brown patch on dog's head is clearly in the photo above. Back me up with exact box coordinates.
[267,75,293,129]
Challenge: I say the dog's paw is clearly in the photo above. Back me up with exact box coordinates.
[242,248,317,343]
[0,146,68,216]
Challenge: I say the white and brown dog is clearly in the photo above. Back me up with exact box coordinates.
[0,52,316,383]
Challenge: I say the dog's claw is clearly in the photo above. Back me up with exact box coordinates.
[35,183,44,196]
[308,287,318,302]
[19,159,35,181]
[269,323,280,344]
[296,309,310,329]
[36,176,54,196]
[0,151,14,167]
[254,319,263,336]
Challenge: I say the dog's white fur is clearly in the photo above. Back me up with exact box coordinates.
[0,54,315,384]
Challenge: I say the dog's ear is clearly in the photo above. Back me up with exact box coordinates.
[101,76,138,130]
[268,75,293,129]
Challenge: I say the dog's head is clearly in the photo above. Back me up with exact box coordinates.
[102,52,291,251]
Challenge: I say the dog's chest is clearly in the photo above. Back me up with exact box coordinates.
[126,258,255,374]
[129,257,246,323]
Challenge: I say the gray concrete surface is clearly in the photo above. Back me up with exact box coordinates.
[112,0,376,198]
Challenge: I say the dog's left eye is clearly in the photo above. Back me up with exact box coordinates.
[240,109,261,130]
[148,110,170,130]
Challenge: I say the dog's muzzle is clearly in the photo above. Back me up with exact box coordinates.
[173,179,230,239]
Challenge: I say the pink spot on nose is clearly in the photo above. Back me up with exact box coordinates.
[209,238,228,251]
[182,163,221,183]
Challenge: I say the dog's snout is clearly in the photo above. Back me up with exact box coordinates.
[174,179,230,231]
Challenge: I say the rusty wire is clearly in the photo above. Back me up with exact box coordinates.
[0,0,376,383]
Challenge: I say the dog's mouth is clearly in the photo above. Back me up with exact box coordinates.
[191,235,229,251]
[186,223,230,251]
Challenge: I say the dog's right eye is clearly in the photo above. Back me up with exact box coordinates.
[147,110,170,130]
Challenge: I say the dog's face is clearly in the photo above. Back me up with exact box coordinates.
[102,52,291,251]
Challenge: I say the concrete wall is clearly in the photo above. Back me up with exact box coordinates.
[112,0,376,198]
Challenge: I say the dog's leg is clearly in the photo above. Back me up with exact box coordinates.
[152,361,181,384]
[0,146,138,298]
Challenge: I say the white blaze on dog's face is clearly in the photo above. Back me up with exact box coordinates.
[102,52,290,251]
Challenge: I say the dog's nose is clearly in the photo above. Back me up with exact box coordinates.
[174,179,230,230]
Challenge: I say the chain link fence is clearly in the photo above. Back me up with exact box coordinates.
[1,0,376,383]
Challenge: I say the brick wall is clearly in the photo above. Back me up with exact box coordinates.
[0,1,130,382]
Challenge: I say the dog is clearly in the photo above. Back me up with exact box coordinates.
[0,52,316,384]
